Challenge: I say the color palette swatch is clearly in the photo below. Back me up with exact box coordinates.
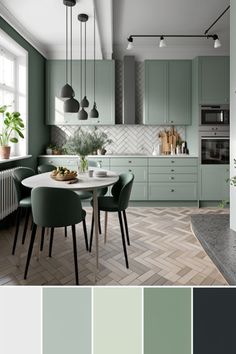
[1,287,236,354]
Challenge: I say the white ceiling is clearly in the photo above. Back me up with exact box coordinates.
[113,0,230,60]
[0,0,113,59]
[0,0,230,60]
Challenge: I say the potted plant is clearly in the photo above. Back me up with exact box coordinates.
[0,105,24,159]
[90,127,112,155]
[63,128,93,173]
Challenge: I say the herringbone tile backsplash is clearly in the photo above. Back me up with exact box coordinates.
[51,61,186,155]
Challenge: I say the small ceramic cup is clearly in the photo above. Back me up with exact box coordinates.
[88,170,94,177]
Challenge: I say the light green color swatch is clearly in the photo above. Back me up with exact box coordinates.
[43,288,91,354]
[94,287,142,354]
[144,288,191,354]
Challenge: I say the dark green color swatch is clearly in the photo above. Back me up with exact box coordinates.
[144,288,191,354]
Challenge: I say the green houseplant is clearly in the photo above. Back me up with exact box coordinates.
[0,105,24,159]
[90,127,112,154]
[63,128,93,173]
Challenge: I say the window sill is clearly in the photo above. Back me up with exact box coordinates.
[0,155,32,164]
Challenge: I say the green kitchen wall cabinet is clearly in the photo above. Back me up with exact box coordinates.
[144,288,191,354]
[198,56,229,104]
[46,60,115,125]
[200,165,229,201]
[144,60,191,125]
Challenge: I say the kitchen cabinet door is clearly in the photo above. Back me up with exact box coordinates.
[199,56,229,104]
[46,60,115,125]
[144,60,168,124]
[200,165,229,201]
[168,60,191,125]
[144,60,191,125]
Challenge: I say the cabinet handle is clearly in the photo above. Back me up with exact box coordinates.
[171,189,175,192]
[170,120,174,123]
[128,161,132,163]
[170,176,175,180]
[171,160,175,163]
[129,169,132,172]
[171,169,175,172]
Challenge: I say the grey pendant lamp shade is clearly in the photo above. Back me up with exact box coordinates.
[90,7,99,118]
[78,107,88,120]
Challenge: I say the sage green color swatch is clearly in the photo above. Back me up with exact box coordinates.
[43,288,91,354]
[144,288,191,354]
[94,288,142,354]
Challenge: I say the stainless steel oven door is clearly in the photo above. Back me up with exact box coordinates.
[200,133,229,165]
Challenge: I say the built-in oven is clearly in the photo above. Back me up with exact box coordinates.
[199,129,229,165]
[200,105,229,126]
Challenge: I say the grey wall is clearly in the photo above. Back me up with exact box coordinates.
[0,16,50,171]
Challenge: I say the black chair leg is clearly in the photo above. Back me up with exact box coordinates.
[64,226,67,238]
[49,228,54,257]
[40,227,45,251]
[22,208,30,245]
[98,210,102,235]
[71,225,79,285]
[24,223,37,279]
[89,212,94,252]
[122,210,130,246]
[82,219,89,251]
[118,211,129,269]
[12,208,21,255]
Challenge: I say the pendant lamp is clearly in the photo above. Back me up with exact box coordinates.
[61,2,75,99]
[90,8,99,118]
[78,14,89,120]
[63,2,79,112]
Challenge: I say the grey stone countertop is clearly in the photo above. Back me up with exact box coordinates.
[39,154,198,158]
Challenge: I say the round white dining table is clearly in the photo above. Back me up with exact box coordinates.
[22,171,119,271]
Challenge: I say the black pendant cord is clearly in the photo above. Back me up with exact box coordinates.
[80,20,83,102]
[66,6,68,84]
[84,21,87,96]
[93,8,96,102]
[70,6,73,87]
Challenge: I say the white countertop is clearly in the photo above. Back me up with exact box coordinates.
[39,154,198,158]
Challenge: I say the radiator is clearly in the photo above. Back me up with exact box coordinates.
[0,168,19,220]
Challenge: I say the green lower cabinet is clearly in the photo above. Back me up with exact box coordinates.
[149,182,198,200]
[200,165,229,201]
[144,288,191,354]
[131,182,148,200]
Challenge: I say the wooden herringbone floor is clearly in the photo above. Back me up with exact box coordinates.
[0,207,228,286]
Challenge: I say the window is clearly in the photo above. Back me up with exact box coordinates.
[0,30,28,156]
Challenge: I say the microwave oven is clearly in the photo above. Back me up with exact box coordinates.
[200,105,229,126]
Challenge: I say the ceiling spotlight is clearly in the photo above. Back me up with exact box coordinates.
[127,36,134,50]
[159,36,167,48]
[213,34,221,48]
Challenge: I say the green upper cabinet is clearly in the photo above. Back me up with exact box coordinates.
[46,60,115,125]
[144,60,191,125]
[168,61,191,125]
[198,56,229,104]
[144,60,168,125]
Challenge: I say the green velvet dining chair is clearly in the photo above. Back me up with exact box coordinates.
[37,163,70,246]
[37,164,56,174]
[89,173,134,269]
[24,187,88,285]
[12,167,35,255]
